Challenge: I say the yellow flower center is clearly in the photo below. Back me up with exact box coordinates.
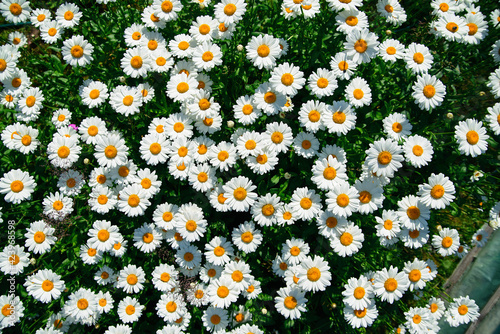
[21,135,31,146]
[262,204,275,216]
[384,220,393,230]
[217,286,229,298]
[71,45,84,58]
[241,231,253,243]
[161,0,173,12]
[430,184,445,199]
[354,287,365,299]
[199,24,211,35]
[118,166,129,177]
[9,254,20,265]
[409,229,420,238]
[281,73,294,86]
[132,32,141,40]
[412,145,423,156]
[423,85,436,98]
[446,22,459,33]
[407,206,420,219]
[323,167,337,180]
[9,3,22,15]
[257,45,270,57]
[307,110,320,122]
[377,151,392,165]
[202,51,213,62]
[97,195,108,204]
[26,96,36,107]
[354,39,368,53]
[466,130,479,145]
[345,16,358,26]
[413,314,421,324]
[34,231,46,243]
[430,303,438,313]
[384,278,398,292]
[354,308,367,318]
[307,267,321,281]
[101,272,109,279]
[214,246,225,257]
[57,146,70,158]
[264,91,276,104]
[125,305,135,315]
[441,236,453,248]
[141,178,152,189]
[11,77,22,87]
[353,89,364,100]
[386,46,396,55]
[87,248,96,256]
[340,232,353,246]
[336,194,350,207]
[409,269,421,282]
[218,193,227,204]
[233,187,247,200]
[458,305,468,315]
[177,82,189,93]
[98,229,110,241]
[143,232,154,243]
[413,52,424,64]
[284,296,298,309]
[178,41,189,50]
[301,140,311,149]
[359,190,372,203]
[326,217,337,228]
[185,220,197,232]
[166,301,177,312]
[207,268,217,277]
[224,3,237,15]
[211,315,221,324]
[338,61,349,71]
[64,11,74,20]
[77,299,88,310]
[232,270,243,282]
[128,194,140,207]
[440,3,449,11]
[149,143,161,155]
[235,313,244,322]
[300,198,312,209]
[52,200,63,211]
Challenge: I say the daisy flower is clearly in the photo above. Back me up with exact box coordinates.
[233,95,261,125]
[330,52,358,80]
[45,312,70,331]
[39,20,64,44]
[117,265,146,294]
[435,13,468,42]
[166,72,198,102]
[150,47,174,73]
[109,85,143,116]
[0,0,31,24]
[151,264,178,292]
[335,9,369,34]
[42,192,73,221]
[378,38,405,63]
[245,34,281,70]
[61,35,94,67]
[142,5,166,30]
[487,68,500,98]
[397,195,431,230]
[456,244,469,258]
[139,132,170,166]
[431,0,460,16]
[323,100,357,135]
[354,179,384,215]
[63,288,98,322]
[176,244,202,269]
[427,297,446,320]
[56,2,82,28]
[375,210,401,239]
[344,303,378,329]
[454,118,489,157]
[463,13,488,45]
[275,286,308,320]
[132,168,161,197]
[2,68,31,95]
[89,185,117,214]
[0,91,18,109]
[289,187,322,221]
[282,238,310,266]
[222,176,257,212]
[311,155,348,191]
[316,211,347,238]
[202,307,229,332]
[344,28,379,64]
[156,293,186,322]
[293,131,319,158]
[331,222,364,257]
[169,34,197,58]
[491,41,500,64]
[432,227,460,256]
[111,160,138,186]
[24,269,65,304]
[308,68,338,98]
[373,266,410,304]
[205,236,234,266]
[471,228,488,247]
[185,90,221,121]
[46,135,81,169]
[80,242,103,265]
[190,15,218,43]
[298,100,327,133]
[412,74,446,110]
[94,133,129,169]
[404,307,435,333]
[0,48,16,81]
[342,275,374,310]
[25,220,56,254]
[400,225,430,249]
[87,220,121,252]
[243,278,262,300]
[232,221,263,253]
[117,184,151,217]
[365,138,403,178]
[403,258,432,291]
[346,77,372,107]
[192,42,223,71]
[52,108,71,129]
[485,103,500,135]
[95,266,115,286]
[418,173,455,209]
[253,82,287,116]
[403,134,434,168]
[326,0,362,12]
[79,116,107,144]
[263,121,294,154]
[296,255,331,292]
[383,113,412,141]
[124,23,146,47]
[269,62,306,97]
[326,180,360,218]
[405,43,433,74]
[12,124,39,155]
[173,203,208,242]
[377,0,407,26]
[121,47,152,78]
[0,244,29,275]
[118,297,143,324]
[445,296,480,327]
[152,0,183,22]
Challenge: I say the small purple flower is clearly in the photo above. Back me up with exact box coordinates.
[69,124,78,131]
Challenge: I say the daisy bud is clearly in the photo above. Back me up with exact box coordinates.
[284,172,291,180]
[489,220,499,230]
[64,288,69,292]
[279,112,286,119]
[261,308,268,315]
[227,120,235,128]
[83,158,90,165]
[331,302,337,309]
[30,258,36,265]
[479,91,486,96]
[237,44,244,52]
[436,225,442,231]
[119,76,126,83]
[446,112,453,119]
[199,3,205,9]
[386,30,392,35]
[95,325,100,329]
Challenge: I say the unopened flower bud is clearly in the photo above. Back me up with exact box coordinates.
[446,112,453,119]
[30,258,36,265]
[199,3,205,9]
[227,120,234,128]
[83,158,90,165]
[436,225,442,231]
[284,172,291,180]
[237,44,244,51]
[261,308,268,315]
[119,76,126,83]
[331,303,337,309]
[479,91,486,96]
[279,112,286,119]
[385,30,392,35]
